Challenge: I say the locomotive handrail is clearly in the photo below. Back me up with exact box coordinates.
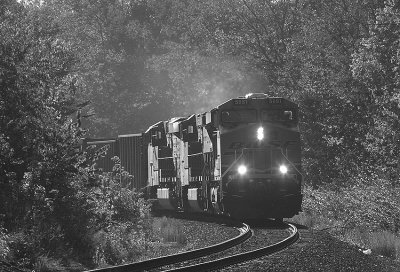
[221,146,303,180]
[280,150,303,179]
[221,152,244,178]
[158,156,173,160]
[158,152,203,160]
[221,146,276,179]
[188,152,203,157]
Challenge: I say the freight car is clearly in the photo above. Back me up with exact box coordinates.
[85,93,303,220]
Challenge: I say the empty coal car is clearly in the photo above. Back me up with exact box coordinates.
[86,93,303,220]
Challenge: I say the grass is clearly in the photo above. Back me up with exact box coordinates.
[290,212,400,260]
[341,228,400,259]
[289,211,342,231]
[368,231,400,259]
[84,217,188,267]
[34,256,65,272]
[152,216,187,245]
[287,180,400,260]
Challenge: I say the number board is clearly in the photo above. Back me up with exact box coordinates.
[233,99,248,105]
[266,98,282,104]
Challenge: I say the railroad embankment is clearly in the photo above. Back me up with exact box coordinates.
[290,180,400,264]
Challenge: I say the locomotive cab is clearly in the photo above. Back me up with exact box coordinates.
[216,94,303,219]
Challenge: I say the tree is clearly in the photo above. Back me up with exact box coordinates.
[288,0,380,185]
[0,0,82,232]
[49,0,175,136]
[1,4,151,267]
[147,0,272,115]
[352,0,400,180]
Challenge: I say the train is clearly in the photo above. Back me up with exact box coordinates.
[84,93,303,220]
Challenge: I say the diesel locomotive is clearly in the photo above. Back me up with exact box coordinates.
[85,93,303,220]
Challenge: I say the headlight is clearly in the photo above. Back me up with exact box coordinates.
[257,127,264,140]
[279,164,288,174]
[238,165,247,175]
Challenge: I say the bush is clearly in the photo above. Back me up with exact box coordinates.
[0,154,152,270]
[301,180,400,232]
[0,227,9,261]
[74,158,152,267]
[91,222,149,266]
[292,181,400,261]
[34,256,66,272]
[6,232,36,268]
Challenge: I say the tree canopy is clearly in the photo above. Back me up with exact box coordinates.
[1,0,400,269]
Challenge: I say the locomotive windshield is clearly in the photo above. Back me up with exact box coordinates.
[261,109,295,122]
[221,110,257,123]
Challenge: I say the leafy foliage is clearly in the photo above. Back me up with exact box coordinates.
[0,1,151,269]
[0,227,9,261]
[352,0,400,180]
[292,180,400,260]
[82,160,151,266]
[147,0,398,186]
[302,179,400,232]
[19,0,396,187]
[0,0,80,229]
[49,0,175,136]
[2,0,400,269]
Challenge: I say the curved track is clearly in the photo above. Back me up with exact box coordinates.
[165,223,298,271]
[85,220,251,272]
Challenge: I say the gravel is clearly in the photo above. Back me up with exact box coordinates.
[5,217,398,271]
[157,224,289,271]
[177,218,240,251]
[219,228,400,272]
[169,219,400,272]
[140,216,240,261]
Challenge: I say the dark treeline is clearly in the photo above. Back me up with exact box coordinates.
[0,0,399,269]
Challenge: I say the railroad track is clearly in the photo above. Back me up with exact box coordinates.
[86,216,298,272]
[86,217,251,272]
[165,222,298,271]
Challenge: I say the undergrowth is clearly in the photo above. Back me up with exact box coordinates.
[290,180,400,260]
[0,227,9,261]
[152,216,187,245]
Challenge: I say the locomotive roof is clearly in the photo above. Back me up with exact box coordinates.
[144,94,298,133]
[215,93,298,110]
[144,120,163,134]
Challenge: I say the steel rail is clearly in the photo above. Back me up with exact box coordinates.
[165,223,299,272]
[85,221,251,272]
